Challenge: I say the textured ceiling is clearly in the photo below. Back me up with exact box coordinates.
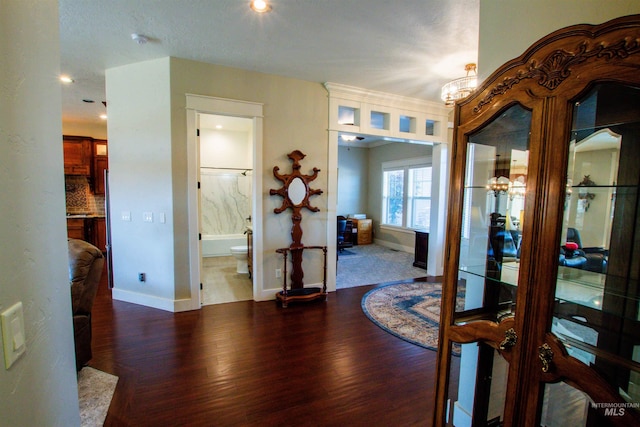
[59,0,479,127]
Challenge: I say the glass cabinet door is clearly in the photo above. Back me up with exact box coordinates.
[444,103,532,426]
[546,83,640,424]
[456,104,531,323]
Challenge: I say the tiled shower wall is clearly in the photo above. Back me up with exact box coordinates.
[200,170,252,235]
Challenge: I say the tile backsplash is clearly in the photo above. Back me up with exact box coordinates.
[65,176,105,215]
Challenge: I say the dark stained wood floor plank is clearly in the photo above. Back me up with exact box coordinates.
[90,270,449,426]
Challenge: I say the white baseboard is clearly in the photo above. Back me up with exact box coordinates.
[374,239,413,254]
[112,288,192,313]
[113,283,333,310]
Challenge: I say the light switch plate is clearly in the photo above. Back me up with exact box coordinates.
[1,302,26,369]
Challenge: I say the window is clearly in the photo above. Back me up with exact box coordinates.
[425,119,437,136]
[370,111,389,130]
[399,115,415,133]
[338,106,358,126]
[382,160,432,229]
[383,169,404,226]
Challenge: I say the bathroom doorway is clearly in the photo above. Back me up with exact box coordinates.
[186,94,264,309]
[198,114,254,305]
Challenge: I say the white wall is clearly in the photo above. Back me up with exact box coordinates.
[105,57,329,308]
[0,0,81,425]
[569,148,618,247]
[171,58,330,298]
[106,58,179,309]
[337,146,369,216]
[479,1,640,79]
[200,128,251,170]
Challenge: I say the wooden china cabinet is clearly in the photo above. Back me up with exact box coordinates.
[434,15,640,426]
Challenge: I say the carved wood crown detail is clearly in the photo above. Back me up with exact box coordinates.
[474,36,640,114]
[270,150,322,215]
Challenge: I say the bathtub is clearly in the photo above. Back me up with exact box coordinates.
[201,234,247,257]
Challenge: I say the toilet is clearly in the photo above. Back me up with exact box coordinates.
[230,246,249,274]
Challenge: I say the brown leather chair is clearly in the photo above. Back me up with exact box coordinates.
[68,238,104,371]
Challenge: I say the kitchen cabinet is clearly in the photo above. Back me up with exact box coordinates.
[63,136,108,195]
[63,136,92,175]
[92,139,108,195]
[92,218,107,252]
[433,15,640,426]
[66,217,106,252]
[66,218,86,240]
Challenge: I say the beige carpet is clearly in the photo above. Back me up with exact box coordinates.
[78,367,118,426]
[337,244,427,289]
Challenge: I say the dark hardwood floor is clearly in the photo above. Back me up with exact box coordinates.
[90,268,449,426]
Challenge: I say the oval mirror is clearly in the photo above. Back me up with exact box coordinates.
[288,177,307,206]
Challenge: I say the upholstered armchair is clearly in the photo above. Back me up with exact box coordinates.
[488,226,520,263]
[68,238,104,371]
[563,227,608,273]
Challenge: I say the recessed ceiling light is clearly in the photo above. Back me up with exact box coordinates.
[60,75,74,84]
[99,114,108,120]
[216,125,222,129]
[250,0,272,13]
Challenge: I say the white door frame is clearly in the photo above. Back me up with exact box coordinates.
[186,94,264,309]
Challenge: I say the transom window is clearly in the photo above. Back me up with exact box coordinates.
[382,158,432,230]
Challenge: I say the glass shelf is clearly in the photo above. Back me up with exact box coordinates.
[571,120,640,137]
[458,262,640,316]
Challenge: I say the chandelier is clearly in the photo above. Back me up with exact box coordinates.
[486,175,527,198]
[441,63,478,106]
[486,176,511,194]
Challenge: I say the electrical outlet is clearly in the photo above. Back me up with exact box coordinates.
[138,273,146,282]
[275,268,282,278]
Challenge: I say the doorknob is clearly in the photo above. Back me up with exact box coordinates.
[538,343,554,373]
[499,328,518,350]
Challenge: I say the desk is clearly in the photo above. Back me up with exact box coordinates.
[351,218,372,245]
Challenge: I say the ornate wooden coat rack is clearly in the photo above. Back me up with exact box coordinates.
[270,150,327,307]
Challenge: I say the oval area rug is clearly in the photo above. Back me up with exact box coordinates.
[362,281,454,354]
